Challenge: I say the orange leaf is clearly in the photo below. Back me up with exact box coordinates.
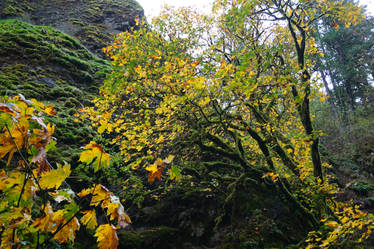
[53,217,80,243]
[44,106,56,115]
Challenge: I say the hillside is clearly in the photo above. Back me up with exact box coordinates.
[0,0,144,56]
[0,0,373,249]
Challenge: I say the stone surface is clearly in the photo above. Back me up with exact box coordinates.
[0,0,144,57]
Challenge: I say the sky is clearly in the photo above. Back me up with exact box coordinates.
[136,0,374,20]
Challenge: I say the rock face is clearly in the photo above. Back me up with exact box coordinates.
[0,19,110,98]
[0,0,144,57]
[0,19,110,163]
[0,0,144,162]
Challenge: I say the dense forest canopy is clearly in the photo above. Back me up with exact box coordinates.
[0,0,374,248]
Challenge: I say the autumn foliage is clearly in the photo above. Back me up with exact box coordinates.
[1,0,374,248]
[0,95,129,248]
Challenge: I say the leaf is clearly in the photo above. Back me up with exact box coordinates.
[81,210,98,230]
[78,185,111,207]
[64,202,80,220]
[326,220,339,229]
[168,165,181,181]
[44,106,56,115]
[79,141,110,172]
[145,163,158,174]
[0,103,18,117]
[164,154,175,164]
[32,202,54,232]
[53,217,80,243]
[39,163,71,189]
[95,224,119,249]
[104,195,131,228]
[0,121,28,166]
[50,189,75,203]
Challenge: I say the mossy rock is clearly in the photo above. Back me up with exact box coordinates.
[0,0,144,57]
[349,181,374,196]
[0,19,106,165]
[118,227,178,249]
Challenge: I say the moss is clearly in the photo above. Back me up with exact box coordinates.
[0,19,110,168]
[118,226,178,249]
[349,181,374,196]
[0,0,144,56]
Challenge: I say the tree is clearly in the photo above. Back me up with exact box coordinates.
[81,0,374,247]
[315,5,374,117]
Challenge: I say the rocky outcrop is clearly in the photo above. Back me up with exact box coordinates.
[0,19,111,162]
[0,0,143,162]
[0,0,144,57]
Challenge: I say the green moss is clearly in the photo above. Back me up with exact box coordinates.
[349,181,374,196]
[0,19,110,168]
[118,226,178,249]
[0,0,144,56]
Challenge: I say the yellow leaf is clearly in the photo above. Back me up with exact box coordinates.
[326,220,339,229]
[164,155,175,164]
[108,202,120,218]
[95,224,119,249]
[91,185,111,207]
[44,106,56,115]
[53,217,80,243]
[81,210,98,230]
[32,202,54,232]
[77,187,93,198]
[104,196,131,228]
[145,164,158,174]
[341,216,349,223]
[39,163,71,189]
[79,141,110,172]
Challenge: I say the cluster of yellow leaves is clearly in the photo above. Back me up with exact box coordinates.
[32,202,81,243]
[145,155,175,182]
[79,141,111,172]
[306,204,374,248]
[0,95,128,249]
[78,184,131,248]
[262,172,279,182]
[0,95,55,169]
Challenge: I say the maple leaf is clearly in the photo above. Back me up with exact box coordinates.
[79,141,110,172]
[39,163,71,189]
[32,202,54,232]
[168,165,181,181]
[104,196,131,228]
[95,224,119,249]
[0,120,28,165]
[145,156,175,182]
[30,123,55,172]
[0,171,22,191]
[78,185,112,207]
[81,210,98,230]
[149,170,163,182]
[164,154,175,164]
[44,106,56,115]
[53,217,80,243]
[145,163,158,174]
